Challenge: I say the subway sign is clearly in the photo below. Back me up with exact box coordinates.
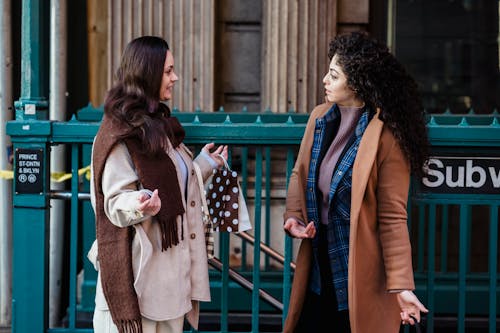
[421,157,500,194]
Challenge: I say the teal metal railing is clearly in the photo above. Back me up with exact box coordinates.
[6,107,500,333]
[7,107,308,333]
[406,111,500,333]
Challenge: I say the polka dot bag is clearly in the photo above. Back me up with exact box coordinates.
[206,158,241,232]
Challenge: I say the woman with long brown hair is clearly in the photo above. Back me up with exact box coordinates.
[88,36,227,333]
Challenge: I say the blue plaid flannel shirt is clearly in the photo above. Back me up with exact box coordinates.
[306,104,371,310]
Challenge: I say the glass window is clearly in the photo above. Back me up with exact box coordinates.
[391,0,500,114]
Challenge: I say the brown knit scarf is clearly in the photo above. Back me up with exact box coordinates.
[92,113,185,333]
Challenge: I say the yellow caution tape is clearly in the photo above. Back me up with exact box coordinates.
[0,170,13,180]
[0,165,91,182]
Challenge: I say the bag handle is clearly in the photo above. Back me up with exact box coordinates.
[193,162,210,219]
[216,153,231,171]
[409,315,423,333]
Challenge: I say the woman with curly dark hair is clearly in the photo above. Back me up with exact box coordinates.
[283,32,428,333]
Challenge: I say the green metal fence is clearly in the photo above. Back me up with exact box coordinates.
[410,112,500,333]
[6,107,500,333]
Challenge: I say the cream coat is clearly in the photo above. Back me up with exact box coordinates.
[283,103,416,333]
[88,141,213,329]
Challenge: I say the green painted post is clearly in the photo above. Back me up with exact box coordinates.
[80,143,97,312]
[417,206,426,272]
[458,204,469,333]
[251,148,263,333]
[9,0,50,332]
[220,232,230,333]
[240,147,249,270]
[488,206,498,333]
[264,147,271,270]
[427,204,436,332]
[14,0,49,120]
[282,147,295,327]
[440,205,449,272]
[67,144,80,329]
[7,121,51,333]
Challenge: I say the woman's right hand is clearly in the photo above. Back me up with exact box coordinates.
[284,218,316,238]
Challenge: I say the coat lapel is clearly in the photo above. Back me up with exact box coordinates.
[350,109,383,229]
[348,109,383,333]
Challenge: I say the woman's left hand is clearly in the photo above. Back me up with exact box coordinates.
[202,142,228,168]
[137,189,161,216]
[397,290,429,325]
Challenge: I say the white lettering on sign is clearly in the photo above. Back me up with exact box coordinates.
[422,158,500,191]
[423,159,445,187]
[490,167,500,187]
[18,160,40,167]
[18,167,40,174]
[15,148,44,193]
[18,153,38,160]
[17,151,41,184]
[466,160,486,188]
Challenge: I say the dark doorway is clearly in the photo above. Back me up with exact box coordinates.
[215,0,262,112]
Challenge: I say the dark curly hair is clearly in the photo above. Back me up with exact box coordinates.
[328,32,429,177]
[104,36,176,155]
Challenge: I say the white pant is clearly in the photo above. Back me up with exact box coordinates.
[93,309,185,333]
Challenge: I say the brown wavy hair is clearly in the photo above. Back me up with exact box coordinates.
[328,32,429,177]
[103,36,176,155]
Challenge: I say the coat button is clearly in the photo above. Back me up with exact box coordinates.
[191,169,195,175]
[190,233,196,239]
[190,201,196,207]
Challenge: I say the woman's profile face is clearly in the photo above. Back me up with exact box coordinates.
[159,50,178,101]
[322,55,363,107]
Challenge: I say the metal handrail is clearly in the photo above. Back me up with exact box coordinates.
[236,231,296,271]
[208,257,283,311]
[49,190,90,201]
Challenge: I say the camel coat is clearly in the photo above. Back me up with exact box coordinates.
[283,103,416,333]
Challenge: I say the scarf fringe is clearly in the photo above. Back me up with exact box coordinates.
[117,319,142,333]
[159,216,181,251]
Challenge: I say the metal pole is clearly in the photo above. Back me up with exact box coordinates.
[386,0,396,54]
[49,0,66,327]
[0,0,13,328]
[10,0,50,332]
[14,0,49,120]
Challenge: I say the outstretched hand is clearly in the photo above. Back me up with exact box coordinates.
[137,189,161,216]
[202,142,228,168]
[397,290,428,325]
[283,218,316,239]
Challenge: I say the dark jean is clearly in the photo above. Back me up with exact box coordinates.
[295,224,351,333]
